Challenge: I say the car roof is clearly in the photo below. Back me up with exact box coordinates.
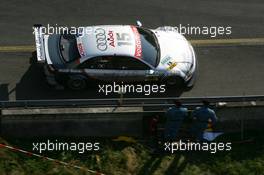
[76,25,142,63]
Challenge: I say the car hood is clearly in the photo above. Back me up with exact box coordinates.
[153,29,194,75]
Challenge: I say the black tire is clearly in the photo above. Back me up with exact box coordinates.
[67,75,87,90]
[165,76,185,88]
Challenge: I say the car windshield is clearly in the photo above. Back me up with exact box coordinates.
[59,34,80,63]
[137,27,160,67]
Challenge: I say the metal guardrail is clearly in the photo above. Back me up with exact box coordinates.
[1,95,264,109]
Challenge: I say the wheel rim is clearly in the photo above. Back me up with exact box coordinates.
[166,77,177,85]
[69,79,86,90]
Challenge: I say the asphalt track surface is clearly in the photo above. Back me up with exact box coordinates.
[0,0,264,100]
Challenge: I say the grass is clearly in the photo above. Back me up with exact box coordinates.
[1,130,264,175]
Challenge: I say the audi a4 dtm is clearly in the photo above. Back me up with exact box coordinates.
[33,22,197,90]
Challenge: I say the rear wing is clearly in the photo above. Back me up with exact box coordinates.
[33,24,45,63]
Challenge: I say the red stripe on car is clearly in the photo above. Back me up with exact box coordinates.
[130,26,142,59]
[76,58,80,64]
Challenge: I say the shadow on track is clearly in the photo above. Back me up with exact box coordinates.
[15,52,188,100]
[0,84,9,101]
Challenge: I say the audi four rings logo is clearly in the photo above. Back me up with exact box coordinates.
[95,28,107,51]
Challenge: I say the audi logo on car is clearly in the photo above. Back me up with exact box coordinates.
[95,28,107,51]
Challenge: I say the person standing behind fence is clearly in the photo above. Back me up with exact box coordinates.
[164,100,188,141]
[191,100,217,141]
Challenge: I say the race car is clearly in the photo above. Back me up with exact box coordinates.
[33,22,197,90]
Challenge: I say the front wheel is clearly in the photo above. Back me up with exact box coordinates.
[164,76,185,88]
[67,75,87,90]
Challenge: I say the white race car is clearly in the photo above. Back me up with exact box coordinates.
[34,22,197,90]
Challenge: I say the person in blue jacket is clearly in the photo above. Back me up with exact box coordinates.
[191,100,218,141]
[164,100,188,140]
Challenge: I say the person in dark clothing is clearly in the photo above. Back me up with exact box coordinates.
[149,115,159,137]
[164,100,188,140]
[191,100,218,141]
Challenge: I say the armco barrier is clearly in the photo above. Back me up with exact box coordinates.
[1,102,264,137]
[0,107,144,137]
[1,95,264,108]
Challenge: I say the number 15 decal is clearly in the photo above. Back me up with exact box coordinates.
[117,33,132,46]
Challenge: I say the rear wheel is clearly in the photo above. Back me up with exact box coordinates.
[67,75,87,90]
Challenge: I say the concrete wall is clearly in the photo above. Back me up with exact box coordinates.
[1,105,264,137]
[1,113,144,137]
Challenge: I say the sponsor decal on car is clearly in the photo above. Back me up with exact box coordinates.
[161,55,172,65]
[108,30,115,47]
[77,43,85,57]
[95,28,108,51]
[167,61,177,70]
[131,26,142,59]
[161,55,177,70]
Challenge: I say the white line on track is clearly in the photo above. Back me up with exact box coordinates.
[0,38,264,52]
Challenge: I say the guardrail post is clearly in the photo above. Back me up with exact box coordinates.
[240,95,246,140]
[241,117,244,140]
[118,88,126,105]
[0,110,2,135]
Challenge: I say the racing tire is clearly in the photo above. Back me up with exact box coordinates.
[67,75,87,90]
[165,76,185,88]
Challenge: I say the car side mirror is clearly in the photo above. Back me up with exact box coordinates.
[136,20,142,27]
